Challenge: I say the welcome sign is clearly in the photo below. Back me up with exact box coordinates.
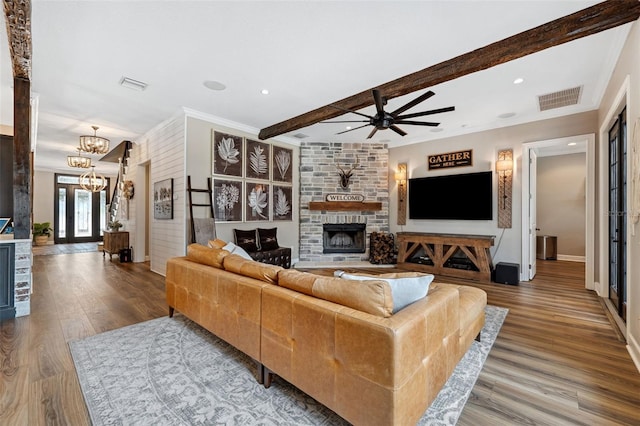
[326,193,365,202]
[428,149,473,170]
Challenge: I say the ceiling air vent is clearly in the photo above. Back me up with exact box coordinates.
[292,133,308,139]
[119,76,148,91]
[538,86,582,111]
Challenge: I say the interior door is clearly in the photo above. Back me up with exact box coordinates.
[529,149,538,279]
[608,109,627,321]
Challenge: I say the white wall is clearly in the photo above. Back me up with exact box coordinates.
[185,115,300,260]
[598,19,640,370]
[537,153,586,257]
[389,111,597,267]
[33,170,54,239]
[124,114,186,276]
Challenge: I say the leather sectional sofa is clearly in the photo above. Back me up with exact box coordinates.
[166,244,487,426]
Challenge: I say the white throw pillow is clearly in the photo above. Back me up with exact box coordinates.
[222,242,253,260]
[335,271,434,313]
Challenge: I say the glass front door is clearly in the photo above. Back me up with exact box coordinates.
[54,174,109,243]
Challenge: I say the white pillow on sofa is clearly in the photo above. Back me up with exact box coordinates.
[335,271,434,313]
[222,242,253,260]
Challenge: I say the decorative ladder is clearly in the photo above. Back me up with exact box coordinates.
[187,176,216,244]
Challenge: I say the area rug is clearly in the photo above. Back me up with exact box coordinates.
[70,305,507,425]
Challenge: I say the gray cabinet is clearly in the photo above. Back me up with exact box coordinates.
[0,243,16,320]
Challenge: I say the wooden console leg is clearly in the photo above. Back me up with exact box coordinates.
[168,306,174,318]
[475,331,481,342]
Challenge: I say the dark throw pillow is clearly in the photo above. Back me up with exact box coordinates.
[258,228,279,251]
[234,229,259,252]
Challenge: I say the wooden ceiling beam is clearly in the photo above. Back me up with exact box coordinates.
[259,0,640,140]
[3,0,32,80]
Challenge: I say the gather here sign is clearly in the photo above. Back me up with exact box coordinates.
[428,149,473,170]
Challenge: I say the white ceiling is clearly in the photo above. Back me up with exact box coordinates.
[0,1,633,175]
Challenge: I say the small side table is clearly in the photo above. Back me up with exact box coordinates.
[103,230,129,261]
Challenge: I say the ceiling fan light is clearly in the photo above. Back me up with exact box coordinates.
[79,125,110,154]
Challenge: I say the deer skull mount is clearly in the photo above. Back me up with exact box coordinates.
[336,156,360,190]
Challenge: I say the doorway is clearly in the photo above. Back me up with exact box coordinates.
[54,174,110,244]
[520,134,595,288]
[608,108,627,321]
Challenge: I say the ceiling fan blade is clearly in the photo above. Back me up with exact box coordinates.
[390,125,408,136]
[396,106,455,120]
[329,104,373,120]
[320,120,370,123]
[372,89,385,115]
[367,127,378,139]
[395,120,440,127]
[391,91,435,117]
[336,123,371,135]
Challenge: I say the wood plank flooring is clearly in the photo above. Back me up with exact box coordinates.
[1,246,639,425]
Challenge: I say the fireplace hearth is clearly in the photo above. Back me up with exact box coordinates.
[323,223,366,254]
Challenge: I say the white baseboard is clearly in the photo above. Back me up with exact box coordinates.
[628,333,640,374]
[556,254,586,262]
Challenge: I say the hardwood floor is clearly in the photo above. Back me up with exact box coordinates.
[1,249,639,425]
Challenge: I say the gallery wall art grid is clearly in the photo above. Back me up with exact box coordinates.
[212,131,293,223]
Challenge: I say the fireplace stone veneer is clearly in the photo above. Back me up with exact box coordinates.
[299,142,389,263]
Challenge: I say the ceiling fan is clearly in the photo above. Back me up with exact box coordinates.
[321,89,455,139]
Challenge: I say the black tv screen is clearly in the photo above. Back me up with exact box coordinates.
[408,171,493,220]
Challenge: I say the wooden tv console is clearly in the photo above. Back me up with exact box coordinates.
[396,232,494,281]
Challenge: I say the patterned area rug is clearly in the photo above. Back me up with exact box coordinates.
[70,306,507,425]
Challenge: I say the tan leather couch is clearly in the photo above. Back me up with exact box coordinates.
[166,244,486,426]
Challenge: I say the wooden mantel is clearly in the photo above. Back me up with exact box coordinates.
[308,201,382,212]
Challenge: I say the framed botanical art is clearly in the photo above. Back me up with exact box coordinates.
[272,146,293,183]
[245,182,270,221]
[245,139,271,180]
[212,131,243,177]
[272,185,292,221]
[153,178,173,219]
[213,178,243,222]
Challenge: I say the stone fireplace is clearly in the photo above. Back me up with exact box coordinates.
[299,142,389,263]
[323,223,366,253]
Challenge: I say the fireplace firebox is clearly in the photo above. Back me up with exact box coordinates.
[323,223,366,254]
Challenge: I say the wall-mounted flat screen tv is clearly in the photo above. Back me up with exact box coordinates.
[408,171,493,220]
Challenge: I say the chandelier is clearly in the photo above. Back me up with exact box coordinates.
[79,125,110,154]
[80,166,107,192]
[67,147,92,168]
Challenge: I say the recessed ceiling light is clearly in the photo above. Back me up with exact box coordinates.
[430,128,444,133]
[346,126,352,130]
[498,112,516,119]
[203,80,226,91]
[261,89,269,95]
[513,77,524,85]
[568,142,577,146]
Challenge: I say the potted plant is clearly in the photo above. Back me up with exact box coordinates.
[108,220,123,231]
[33,222,53,246]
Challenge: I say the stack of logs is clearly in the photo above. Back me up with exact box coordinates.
[369,232,397,264]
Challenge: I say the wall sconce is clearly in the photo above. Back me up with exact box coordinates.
[496,149,513,228]
[395,163,407,225]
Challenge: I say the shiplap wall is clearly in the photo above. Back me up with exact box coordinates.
[125,115,186,276]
